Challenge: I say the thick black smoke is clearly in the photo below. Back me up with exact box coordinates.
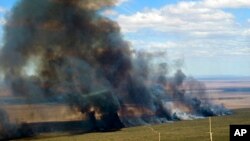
[0,0,231,139]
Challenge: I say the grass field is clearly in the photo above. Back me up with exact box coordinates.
[17,108,250,141]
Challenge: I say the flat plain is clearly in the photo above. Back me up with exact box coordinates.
[17,108,250,141]
[2,79,249,141]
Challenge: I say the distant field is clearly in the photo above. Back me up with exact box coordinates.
[202,80,250,89]
[1,79,249,121]
[2,104,83,123]
[1,79,249,141]
[17,108,250,141]
[202,80,250,109]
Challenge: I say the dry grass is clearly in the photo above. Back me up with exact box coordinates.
[17,108,250,141]
[2,104,83,123]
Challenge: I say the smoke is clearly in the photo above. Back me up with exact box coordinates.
[0,109,10,139]
[0,0,231,139]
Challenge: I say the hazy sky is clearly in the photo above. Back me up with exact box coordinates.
[0,0,250,76]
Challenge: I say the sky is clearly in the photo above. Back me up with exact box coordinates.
[0,0,250,77]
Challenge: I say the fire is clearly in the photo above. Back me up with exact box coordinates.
[0,0,231,140]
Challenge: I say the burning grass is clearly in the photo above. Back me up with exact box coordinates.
[1,104,83,123]
[0,0,232,139]
[17,108,250,141]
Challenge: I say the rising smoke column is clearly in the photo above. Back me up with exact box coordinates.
[0,0,231,137]
[0,0,131,131]
[0,0,131,93]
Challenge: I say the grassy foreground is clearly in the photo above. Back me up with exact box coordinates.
[18,108,250,141]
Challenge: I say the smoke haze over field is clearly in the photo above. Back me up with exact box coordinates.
[0,0,230,139]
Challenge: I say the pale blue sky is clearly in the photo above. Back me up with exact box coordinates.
[0,0,250,77]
